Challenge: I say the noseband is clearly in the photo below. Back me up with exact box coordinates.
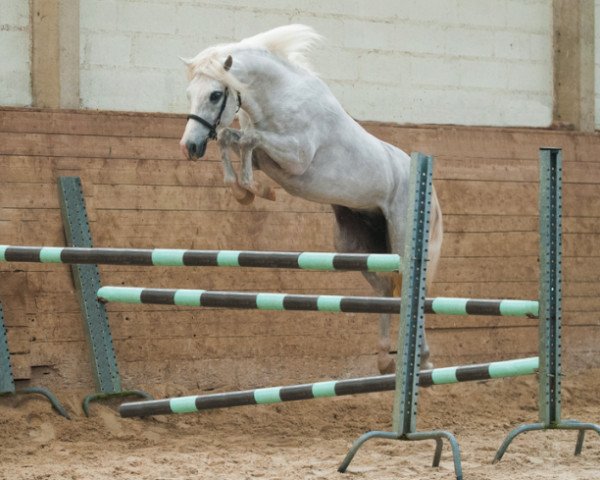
[187,88,241,140]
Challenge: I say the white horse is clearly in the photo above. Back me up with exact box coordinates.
[179,25,443,373]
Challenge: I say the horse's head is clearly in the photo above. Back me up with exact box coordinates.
[180,55,239,160]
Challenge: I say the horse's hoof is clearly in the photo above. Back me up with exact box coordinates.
[241,182,276,202]
[377,354,396,375]
[228,181,256,205]
[421,351,433,371]
[263,187,276,201]
[421,360,434,371]
[234,190,255,205]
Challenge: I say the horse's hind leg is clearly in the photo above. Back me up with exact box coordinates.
[385,207,433,371]
[362,272,397,374]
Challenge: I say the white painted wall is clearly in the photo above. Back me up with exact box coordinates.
[1,0,555,127]
[79,0,554,127]
[594,0,600,130]
[0,0,31,106]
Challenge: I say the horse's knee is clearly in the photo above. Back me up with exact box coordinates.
[217,127,242,147]
[239,130,260,149]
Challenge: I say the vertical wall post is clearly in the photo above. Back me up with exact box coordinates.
[552,0,595,131]
[31,0,79,108]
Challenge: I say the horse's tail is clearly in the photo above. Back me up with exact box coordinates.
[427,188,443,291]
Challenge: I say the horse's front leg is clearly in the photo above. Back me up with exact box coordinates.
[238,131,276,201]
[240,129,309,176]
[217,128,255,205]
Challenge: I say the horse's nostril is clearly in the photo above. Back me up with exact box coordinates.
[185,140,207,159]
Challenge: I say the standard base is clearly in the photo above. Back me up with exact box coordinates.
[338,429,462,480]
[494,420,600,463]
[1,387,70,419]
[82,390,153,416]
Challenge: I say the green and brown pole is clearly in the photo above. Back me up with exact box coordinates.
[119,357,539,418]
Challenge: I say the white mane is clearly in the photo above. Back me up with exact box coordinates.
[186,24,323,90]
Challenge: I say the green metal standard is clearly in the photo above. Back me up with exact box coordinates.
[58,177,151,415]
[339,153,463,480]
[493,149,600,461]
[0,303,14,395]
[0,303,69,418]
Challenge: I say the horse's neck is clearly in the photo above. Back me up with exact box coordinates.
[236,51,305,129]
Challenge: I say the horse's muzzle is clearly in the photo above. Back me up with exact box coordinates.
[183,140,208,160]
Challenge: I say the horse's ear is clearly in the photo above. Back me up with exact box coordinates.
[178,56,193,66]
[223,55,233,71]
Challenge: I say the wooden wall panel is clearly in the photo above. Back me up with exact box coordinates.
[1,107,599,392]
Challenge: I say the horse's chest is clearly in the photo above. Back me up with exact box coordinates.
[256,155,382,209]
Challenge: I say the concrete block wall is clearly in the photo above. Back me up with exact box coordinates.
[0,0,31,106]
[7,0,598,129]
[78,0,553,126]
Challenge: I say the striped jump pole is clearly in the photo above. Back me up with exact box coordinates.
[0,245,400,272]
[97,286,540,318]
[119,357,539,418]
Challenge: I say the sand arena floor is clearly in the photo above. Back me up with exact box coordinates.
[1,370,599,480]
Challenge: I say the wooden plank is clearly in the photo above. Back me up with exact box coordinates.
[432,280,600,299]
[7,327,30,354]
[0,131,185,161]
[32,310,375,341]
[119,354,379,392]
[437,256,600,282]
[0,155,228,187]
[437,180,600,217]
[0,211,336,252]
[0,181,330,213]
[28,305,559,344]
[563,312,600,326]
[0,154,258,188]
[436,180,537,216]
[2,111,600,389]
[364,123,578,162]
[0,184,59,209]
[10,353,31,380]
[2,153,600,191]
[69,180,600,217]
[24,267,370,292]
[442,232,600,257]
[92,211,334,251]
[436,157,600,184]
[0,108,184,138]
[0,273,33,326]
[86,184,328,213]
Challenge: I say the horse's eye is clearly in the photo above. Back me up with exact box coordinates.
[210,91,223,103]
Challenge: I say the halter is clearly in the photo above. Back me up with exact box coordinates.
[187,88,241,140]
